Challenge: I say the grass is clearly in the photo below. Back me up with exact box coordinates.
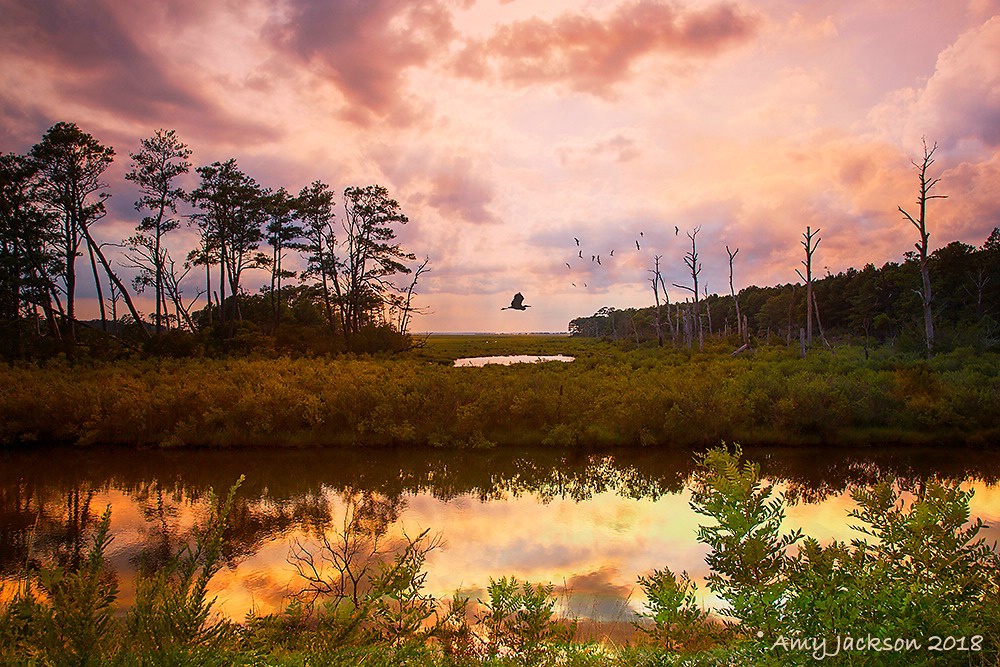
[0,336,998,449]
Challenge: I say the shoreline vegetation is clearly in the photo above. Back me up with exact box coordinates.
[2,446,998,666]
[2,336,999,449]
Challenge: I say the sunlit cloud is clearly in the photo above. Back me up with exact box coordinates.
[453,1,759,96]
[0,0,997,331]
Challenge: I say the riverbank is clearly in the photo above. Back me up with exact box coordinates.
[2,339,999,448]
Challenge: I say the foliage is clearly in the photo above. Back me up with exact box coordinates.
[0,506,118,665]
[123,476,244,664]
[0,342,999,448]
[689,445,801,634]
[635,567,715,653]
[477,577,576,664]
[690,445,1000,666]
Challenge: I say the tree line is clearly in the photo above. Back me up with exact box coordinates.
[572,143,999,357]
[0,123,429,359]
[571,231,1000,355]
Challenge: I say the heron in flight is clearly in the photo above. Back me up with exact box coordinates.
[501,292,531,310]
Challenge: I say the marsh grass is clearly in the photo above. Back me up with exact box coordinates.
[1,339,998,449]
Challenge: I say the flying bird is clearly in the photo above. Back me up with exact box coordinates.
[501,292,531,311]
[610,249,614,256]
[636,240,640,250]
[578,250,583,258]
[640,231,644,237]
[675,225,679,236]
[565,262,572,269]
[574,237,580,246]
[597,255,601,265]
[592,255,596,261]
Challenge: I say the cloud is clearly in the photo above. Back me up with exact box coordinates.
[0,0,279,147]
[556,131,641,167]
[452,1,759,95]
[870,16,1000,151]
[265,0,457,124]
[375,149,500,226]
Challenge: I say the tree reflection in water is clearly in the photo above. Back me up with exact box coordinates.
[1,444,998,619]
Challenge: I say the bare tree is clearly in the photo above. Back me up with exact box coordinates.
[726,245,743,341]
[395,256,430,337]
[898,139,946,358]
[648,255,669,347]
[795,226,820,346]
[673,227,702,349]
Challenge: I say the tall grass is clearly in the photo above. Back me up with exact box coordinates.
[1,343,998,448]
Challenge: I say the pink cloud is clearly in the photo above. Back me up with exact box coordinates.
[453,1,759,95]
[265,0,458,124]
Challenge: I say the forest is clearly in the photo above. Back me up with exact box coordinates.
[570,233,1000,357]
[0,122,427,360]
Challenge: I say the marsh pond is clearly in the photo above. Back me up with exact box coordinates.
[2,445,999,630]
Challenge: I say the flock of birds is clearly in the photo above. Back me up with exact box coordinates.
[502,226,681,311]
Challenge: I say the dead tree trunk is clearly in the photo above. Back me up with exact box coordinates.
[898,138,946,359]
[796,227,821,347]
[672,226,702,346]
[727,245,743,341]
[649,255,666,347]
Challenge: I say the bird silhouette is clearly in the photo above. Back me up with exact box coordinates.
[565,262,572,269]
[592,255,596,261]
[578,250,583,258]
[597,255,601,265]
[675,225,679,236]
[635,240,640,250]
[640,231,644,237]
[574,237,580,246]
[501,292,531,310]
[610,249,614,256]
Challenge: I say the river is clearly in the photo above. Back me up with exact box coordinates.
[2,445,998,635]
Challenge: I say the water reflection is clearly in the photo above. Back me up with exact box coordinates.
[1,445,998,622]
[453,355,575,367]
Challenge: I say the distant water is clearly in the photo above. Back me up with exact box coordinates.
[453,354,576,367]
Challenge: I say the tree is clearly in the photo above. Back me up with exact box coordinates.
[296,180,338,334]
[898,139,946,358]
[672,227,702,349]
[726,245,743,342]
[190,159,268,334]
[795,226,820,346]
[0,152,59,353]
[30,122,147,343]
[393,256,430,337]
[332,185,416,342]
[263,187,301,327]
[648,255,671,347]
[124,129,191,334]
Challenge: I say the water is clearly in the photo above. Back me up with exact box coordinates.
[2,445,998,626]
[453,355,575,367]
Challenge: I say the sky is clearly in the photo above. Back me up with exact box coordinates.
[1,0,999,333]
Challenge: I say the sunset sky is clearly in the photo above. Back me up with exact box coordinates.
[1,0,998,333]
